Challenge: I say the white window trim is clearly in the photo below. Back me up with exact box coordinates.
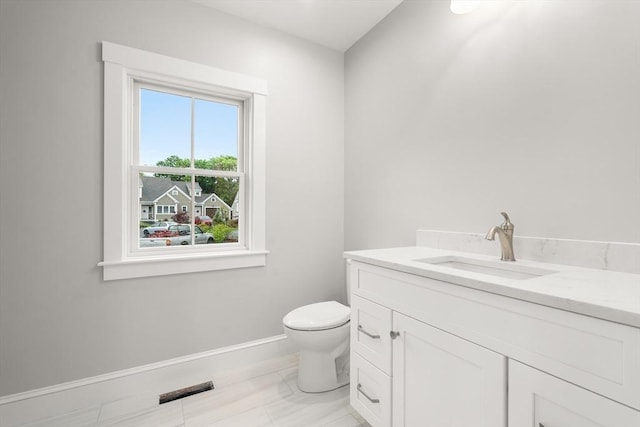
[99,41,267,281]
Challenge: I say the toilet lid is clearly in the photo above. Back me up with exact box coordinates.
[283,301,350,331]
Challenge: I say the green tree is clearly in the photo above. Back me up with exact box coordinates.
[193,158,215,194]
[155,155,190,181]
[212,177,238,206]
[209,155,238,206]
[212,155,237,171]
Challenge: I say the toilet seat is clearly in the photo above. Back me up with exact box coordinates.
[283,301,350,331]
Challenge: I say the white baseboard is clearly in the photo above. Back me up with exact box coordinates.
[0,335,295,426]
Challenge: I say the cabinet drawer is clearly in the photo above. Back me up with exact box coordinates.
[351,261,640,410]
[350,352,391,427]
[351,295,392,374]
[509,360,640,427]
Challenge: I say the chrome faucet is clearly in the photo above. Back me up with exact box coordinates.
[486,212,516,261]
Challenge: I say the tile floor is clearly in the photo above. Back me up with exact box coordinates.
[16,354,371,427]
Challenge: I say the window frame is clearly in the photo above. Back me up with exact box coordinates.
[131,81,245,255]
[100,42,267,281]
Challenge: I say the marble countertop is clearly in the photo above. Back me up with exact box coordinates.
[345,246,640,328]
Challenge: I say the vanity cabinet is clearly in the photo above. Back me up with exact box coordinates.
[509,361,640,427]
[348,260,640,427]
[351,295,506,427]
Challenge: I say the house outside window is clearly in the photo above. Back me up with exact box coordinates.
[100,42,267,280]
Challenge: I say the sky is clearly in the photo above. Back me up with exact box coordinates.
[139,88,239,167]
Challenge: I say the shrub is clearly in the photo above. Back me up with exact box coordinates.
[213,210,225,224]
[198,224,213,233]
[172,211,190,224]
[211,224,232,243]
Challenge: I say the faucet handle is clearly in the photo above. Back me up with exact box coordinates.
[500,212,514,230]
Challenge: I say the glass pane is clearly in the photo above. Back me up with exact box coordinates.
[194,175,239,244]
[194,98,239,171]
[139,89,192,167]
[138,174,193,248]
[138,173,240,248]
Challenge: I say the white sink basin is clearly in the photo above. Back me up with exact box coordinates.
[414,256,558,280]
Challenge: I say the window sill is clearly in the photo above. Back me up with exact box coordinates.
[99,250,268,281]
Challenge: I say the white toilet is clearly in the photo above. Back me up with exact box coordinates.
[283,301,351,393]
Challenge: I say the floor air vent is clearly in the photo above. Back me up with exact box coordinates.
[159,380,214,404]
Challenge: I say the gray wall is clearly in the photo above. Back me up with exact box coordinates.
[0,0,344,396]
[345,0,640,250]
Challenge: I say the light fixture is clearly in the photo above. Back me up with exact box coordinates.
[450,0,481,14]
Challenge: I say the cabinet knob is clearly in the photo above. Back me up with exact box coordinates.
[358,325,380,339]
[539,424,545,427]
[390,330,400,339]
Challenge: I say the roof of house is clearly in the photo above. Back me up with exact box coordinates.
[139,176,202,203]
[140,175,227,206]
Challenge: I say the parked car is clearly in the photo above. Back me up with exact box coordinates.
[225,229,239,242]
[142,221,177,236]
[195,215,212,226]
[139,224,214,247]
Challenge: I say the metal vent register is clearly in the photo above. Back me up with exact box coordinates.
[159,381,214,404]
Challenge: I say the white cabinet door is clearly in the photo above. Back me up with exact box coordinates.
[509,360,640,427]
[391,312,507,427]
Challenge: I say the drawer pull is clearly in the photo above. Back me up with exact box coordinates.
[390,330,400,340]
[357,383,380,404]
[358,325,380,339]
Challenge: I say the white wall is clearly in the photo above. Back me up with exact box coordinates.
[0,0,344,396]
[345,0,640,250]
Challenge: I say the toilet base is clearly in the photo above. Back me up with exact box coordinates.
[297,350,350,393]
[282,305,351,394]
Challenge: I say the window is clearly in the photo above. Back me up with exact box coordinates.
[136,83,241,249]
[100,42,267,280]
[156,205,176,215]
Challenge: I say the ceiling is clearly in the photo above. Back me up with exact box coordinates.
[192,0,405,52]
